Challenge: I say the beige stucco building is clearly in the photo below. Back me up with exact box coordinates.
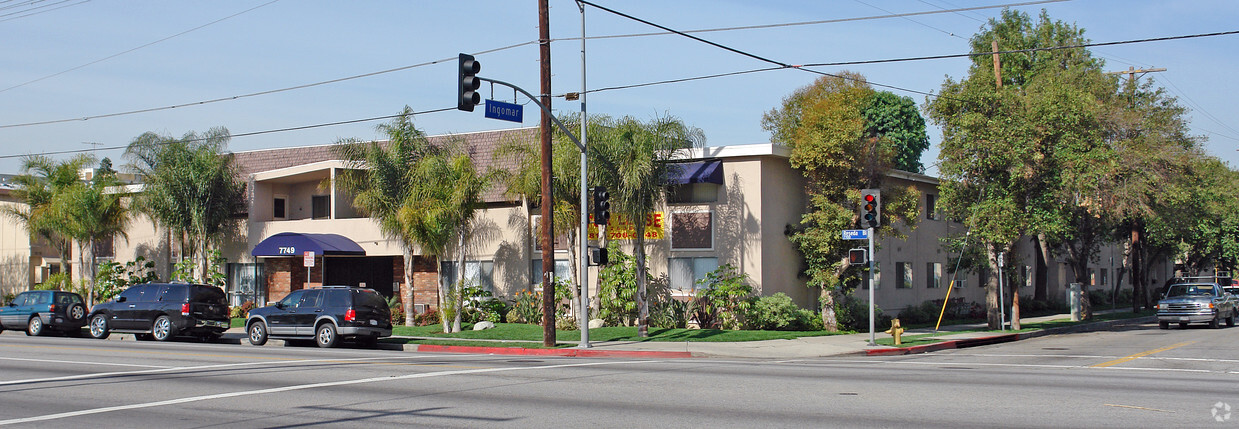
[5,128,1167,319]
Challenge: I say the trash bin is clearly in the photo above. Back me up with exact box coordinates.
[1067,283,1082,321]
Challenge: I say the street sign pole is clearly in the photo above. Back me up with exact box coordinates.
[998,252,1006,331]
[868,227,876,346]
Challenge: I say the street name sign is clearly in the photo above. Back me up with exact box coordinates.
[842,229,869,240]
[484,99,523,123]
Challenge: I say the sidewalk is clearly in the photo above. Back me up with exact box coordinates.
[216,309,1154,359]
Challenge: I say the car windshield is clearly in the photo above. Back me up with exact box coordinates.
[1165,284,1216,297]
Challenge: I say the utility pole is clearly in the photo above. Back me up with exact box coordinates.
[1104,66,1164,313]
[539,0,555,347]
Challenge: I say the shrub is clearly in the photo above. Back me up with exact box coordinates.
[833,293,890,332]
[511,289,542,325]
[687,264,754,330]
[412,310,440,327]
[94,257,159,303]
[650,298,687,329]
[2,293,14,305]
[747,293,821,331]
[597,243,640,326]
[229,301,257,318]
[1087,288,1111,306]
[556,316,578,331]
[35,272,71,291]
[390,305,406,326]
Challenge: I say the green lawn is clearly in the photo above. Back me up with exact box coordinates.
[875,310,1156,347]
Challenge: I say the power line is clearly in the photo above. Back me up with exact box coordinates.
[0,107,456,160]
[854,0,967,40]
[0,0,1061,128]
[0,0,86,23]
[0,0,280,94]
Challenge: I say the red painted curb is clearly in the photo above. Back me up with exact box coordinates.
[866,340,958,356]
[415,344,694,359]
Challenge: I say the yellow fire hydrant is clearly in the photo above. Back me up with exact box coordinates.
[884,318,906,345]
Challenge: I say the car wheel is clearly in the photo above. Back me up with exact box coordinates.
[1227,312,1236,327]
[89,314,110,339]
[1209,316,1221,329]
[315,323,338,348]
[151,315,174,341]
[248,321,268,346]
[67,303,86,321]
[26,317,44,336]
[1159,321,1169,329]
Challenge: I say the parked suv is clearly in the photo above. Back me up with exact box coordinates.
[245,286,392,348]
[88,283,230,341]
[0,290,87,336]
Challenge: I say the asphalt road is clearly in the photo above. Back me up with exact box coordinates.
[0,320,1236,428]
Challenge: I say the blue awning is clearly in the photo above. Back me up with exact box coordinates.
[665,159,723,185]
[250,232,366,257]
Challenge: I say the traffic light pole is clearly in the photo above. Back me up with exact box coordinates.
[868,226,876,346]
[577,0,590,349]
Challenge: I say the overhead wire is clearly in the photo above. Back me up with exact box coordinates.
[0,0,1063,129]
[0,0,86,23]
[0,0,281,93]
[0,107,457,160]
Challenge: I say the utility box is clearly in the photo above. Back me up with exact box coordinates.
[1067,283,1082,321]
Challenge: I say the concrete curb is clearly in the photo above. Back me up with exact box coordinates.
[865,315,1157,356]
[413,344,694,359]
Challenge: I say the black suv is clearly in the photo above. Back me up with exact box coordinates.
[0,290,88,336]
[245,286,392,348]
[88,283,230,341]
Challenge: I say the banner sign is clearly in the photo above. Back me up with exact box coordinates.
[588,212,665,241]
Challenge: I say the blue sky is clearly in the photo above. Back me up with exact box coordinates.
[1,0,1236,175]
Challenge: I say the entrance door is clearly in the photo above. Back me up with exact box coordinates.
[325,256,395,298]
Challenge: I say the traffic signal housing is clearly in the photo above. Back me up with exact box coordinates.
[458,53,481,112]
[848,248,867,266]
[590,246,609,265]
[591,186,610,226]
[860,189,881,228]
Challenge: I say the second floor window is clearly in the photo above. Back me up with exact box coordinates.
[312,195,329,219]
[273,196,287,219]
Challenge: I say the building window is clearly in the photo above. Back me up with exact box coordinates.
[667,183,719,204]
[671,211,712,250]
[531,216,569,250]
[925,193,937,220]
[863,262,880,289]
[312,195,330,219]
[978,268,989,288]
[669,257,718,291]
[273,195,287,220]
[1100,268,1108,288]
[927,262,942,289]
[1023,265,1033,289]
[531,259,571,286]
[441,261,495,293]
[896,262,912,289]
[93,234,115,259]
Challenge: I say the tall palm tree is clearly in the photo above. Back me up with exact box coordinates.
[334,108,433,326]
[590,115,704,337]
[124,127,246,283]
[57,167,130,305]
[400,144,492,333]
[3,154,96,278]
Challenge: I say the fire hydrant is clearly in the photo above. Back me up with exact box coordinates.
[884,318,905,345]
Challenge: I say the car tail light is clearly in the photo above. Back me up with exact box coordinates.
[345,309,356,322]
[49,304,56,312]
[181,303,191,316]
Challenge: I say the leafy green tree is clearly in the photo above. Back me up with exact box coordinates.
[588,114,704,337]
[927,9,1120,326]
[762,71,923,331]
[124,127,245,283]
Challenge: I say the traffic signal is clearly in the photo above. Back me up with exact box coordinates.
[848,248,867,265]
[591,246,609,265]
[860,189,881,228]
[458,53,481,112]
[591,186,610,226]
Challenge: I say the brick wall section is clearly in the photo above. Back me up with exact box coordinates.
[412,256,439,312]
[265,258,292,302]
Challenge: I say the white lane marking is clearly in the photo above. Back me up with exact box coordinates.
[0,356,170,369]
[0,355,449,387]
[950,353,1239,364]
[0,359,654,426]
[887,360,1223,374]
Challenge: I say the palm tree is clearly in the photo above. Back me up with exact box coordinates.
[124,127,245,283]
[56,166,130,306]
[334,108,433,326]
[3,154,96,278]
[590,115,704,337]
[401,144,492,333]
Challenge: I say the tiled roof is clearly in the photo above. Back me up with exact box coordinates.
[232,127,538,203]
